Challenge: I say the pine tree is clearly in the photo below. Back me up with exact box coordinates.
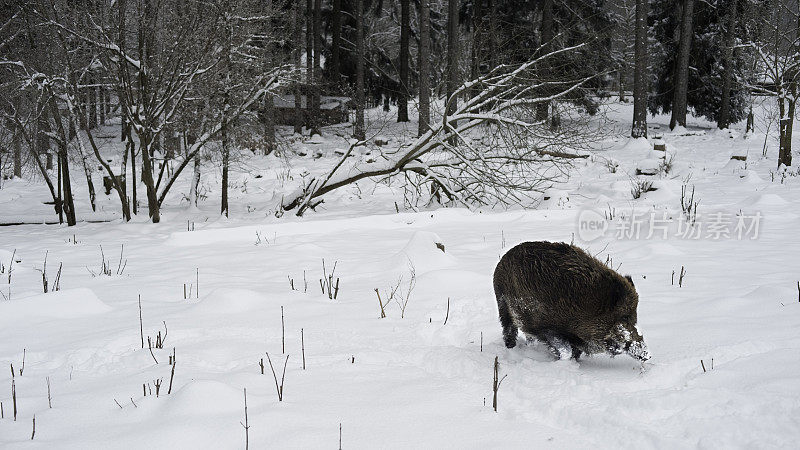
[631,0,648,138]
[650,0,748,126]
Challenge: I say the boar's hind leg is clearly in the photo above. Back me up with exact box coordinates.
[539,331,580,360]
[496,295,518,348]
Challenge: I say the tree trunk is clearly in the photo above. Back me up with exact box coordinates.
[418,0,431,137]
[446,0,459,133]
[306,0,313,132]
[80,148,97,212]
[631,0,648,138]
[331,0,342,85]
[262,0,275,155]
[670,0,695,130]
[139,0,160,223]
[294,0,303,134]
[130,141,137,215]
[59,139,76,226]
[310,0,322,136]
[262,96,275,155]
[354,0,366,140]
[99,86,106,125]
[717,0,737,129]
[221,11,232,217]
[118,0,128,142]
[48,99,76,226]
[11,110,61,217]
[36,101,52,171]
[470,0,484,100]
[397,0,410,122]
[189,147,200,207]
[221,131,229,216]
[140,137,160,221]
[778,92,795,167]
[103,86,110,118]
[488,0,498,70]
[536,0,554,122]
[57,147,63,224]
[12,127,21,178]
[88,75,98,129]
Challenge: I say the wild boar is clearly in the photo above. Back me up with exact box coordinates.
[493,241,649,362]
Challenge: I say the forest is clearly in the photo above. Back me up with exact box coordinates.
[1,1,800,448]
[0,0,795,224]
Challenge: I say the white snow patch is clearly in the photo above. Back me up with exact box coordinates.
[622,137,652,152]
[392,231,456,273]
[0,288,111,322]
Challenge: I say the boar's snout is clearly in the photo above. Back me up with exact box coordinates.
[605,323,650,362]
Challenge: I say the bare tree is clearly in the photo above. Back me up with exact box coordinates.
[282,44,595,215]
[220,3,233,218]
[0,4,77,224]
[45,0,289,222]
[747,0,800,167]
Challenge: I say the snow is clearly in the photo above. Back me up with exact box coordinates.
[1,100,800,448]
[622,136,652,152]
[636,158,662,175]
[670,124,689,135]
[0,289,111,322]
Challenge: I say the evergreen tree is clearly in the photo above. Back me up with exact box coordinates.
[464,0,614,116]
[649,0,748,125]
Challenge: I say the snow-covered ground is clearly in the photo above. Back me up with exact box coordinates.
[1,100,799,448]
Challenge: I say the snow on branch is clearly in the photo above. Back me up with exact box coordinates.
[157,68,289,206]
[281,46,595,216]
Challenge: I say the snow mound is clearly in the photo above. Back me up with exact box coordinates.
[731,148,748,159]
[743,285,788,303]
[0,288,111,323]
[194,288,269,314]
[306,134,326,144]
[636,159,662,175]
[739,170,764,184]
[167,380,244,417]
[645,150,667,159]
[741,193,789,208]
[392,231,456,273]
[670,125,688,135]
[723,158,745,171]
[622,137,652,152]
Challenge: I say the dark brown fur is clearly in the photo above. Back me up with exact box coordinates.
[494,241,648,361]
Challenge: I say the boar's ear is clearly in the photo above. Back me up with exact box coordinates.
[624,275,635,288]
